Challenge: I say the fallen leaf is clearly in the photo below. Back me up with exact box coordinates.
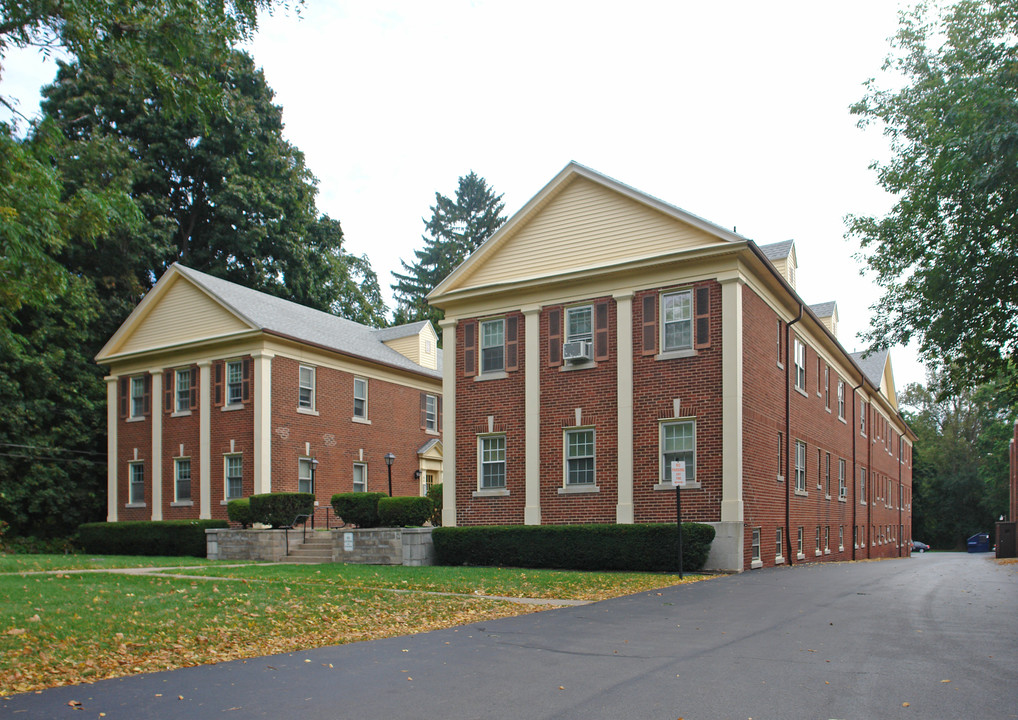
[28,615,40,623]
[941,679,950,684]
[903,702,910,707]
[178,695,184,700]
[558,686,565,690]
[6,628,26,636]
[68,700,82,707]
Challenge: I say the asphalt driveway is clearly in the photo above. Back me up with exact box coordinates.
[4,553,1016,719]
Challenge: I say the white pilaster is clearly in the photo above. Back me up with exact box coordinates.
[253,351,274,495]
[523,306,541,525]
[149,369,163,521]
[198,360,212,519]
[439,319,457,527]
[721,278,744,523]
[105,377,118,522]
[614,292,634,524]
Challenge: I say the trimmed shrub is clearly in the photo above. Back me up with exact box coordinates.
[432,523,716,572]
[426,483,443,526]
[378,496,433,527]
[248,493,315,528]
[227,498,252,528]
[331,492,387,528]
[78,520,228,557]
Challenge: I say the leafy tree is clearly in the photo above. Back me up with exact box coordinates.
[901,376,1014,549]
[848,0,1018,397]
[392,171,506,338]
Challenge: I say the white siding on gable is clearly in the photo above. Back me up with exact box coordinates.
[118,279,251,355]
[462,177,728,289]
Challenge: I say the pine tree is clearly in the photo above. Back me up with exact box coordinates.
[392,171,506,341]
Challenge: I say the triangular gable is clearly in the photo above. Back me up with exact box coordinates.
[881,355,898,409]
[431,162,744,300]
[96,267,254,362]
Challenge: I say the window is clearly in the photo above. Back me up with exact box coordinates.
[816,357,822,396]
[824,526,830,552]
[480,435,506,489]
[794,440,806,492]
[226,360,244,405]
[777,431,784,481]
[130,376,147,418]
[353,462,367,492]
[565,429,595,485]
[175,369,191,413]
[837,380,845,419]
[817,448,822,489]
[751,527,761,563]
[299,365,315,410]
[824,367,830,410]
[423,393,438,432]
[129,462,144,504]
[860,467,867,503]
[298,458,314,494]
[776,319,783,366]
[776,527,783,560]
[480,319,505,373]
[353,377,368,419]
[565,305,592,344]
[825,453,831,497]
[815,526,821,554]
[838,458,847,498]
[794,339,806,391]
[797,526,803,556]
[860,400,867,435]
[662,290,692,351]
[225,455,243,500]
[174,458,191,502]
[661,420,696,484]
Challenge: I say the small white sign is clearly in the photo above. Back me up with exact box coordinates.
[670,460,686,487]
[343,532,354,551]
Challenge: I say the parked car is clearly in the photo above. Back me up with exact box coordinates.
[912,540,930,553]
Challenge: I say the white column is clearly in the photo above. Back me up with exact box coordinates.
[720,278,744,523]
[523,306,541,525]
[149,369,163,521]
[439,319,457,527]
[253,351,274,495]
[106,377,118,522]
[614,292,634,524]
[198,360,212,519]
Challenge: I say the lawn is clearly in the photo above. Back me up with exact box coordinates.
[0,556,705,696]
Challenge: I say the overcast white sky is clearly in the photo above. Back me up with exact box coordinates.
[3,0,927,391]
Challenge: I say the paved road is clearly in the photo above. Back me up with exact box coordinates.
[4,553,1016,719]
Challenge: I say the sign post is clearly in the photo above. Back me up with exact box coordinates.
[671,460,686,579]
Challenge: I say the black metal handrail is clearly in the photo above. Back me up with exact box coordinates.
[283,513,311,555]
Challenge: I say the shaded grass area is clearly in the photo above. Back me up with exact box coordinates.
[0,555,245,573]
[0,555,708,695]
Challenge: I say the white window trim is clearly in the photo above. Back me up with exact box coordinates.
[224,454,243,501]
[298,457,314,494]
[479,317,506,375]
[127,461,145,506]
[424,394,438,433]
[751,527,762,569]
[837,380,846,421]
[225,359,244,407]
[353,377,369,422]
[298,365,317,414]
[796,526,805,560]
[475,433,509,496]
[775,527,785,564]
[654,417,700,490]
[352,462,368,493]
[794,339,807,393]
[561,426,598,493]
[794,440,807,495]
[175,368,191,414]
[661,289,693,354]
[130,376,146,419]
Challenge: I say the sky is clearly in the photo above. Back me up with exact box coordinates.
[2,0,927,391]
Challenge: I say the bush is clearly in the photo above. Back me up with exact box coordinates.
[77,520,228,557]
[432,523,715,572]
[331,492,387,528]
[248,493,315,528]
[377,496,433,527]
[227,498,252,528]
[426,483,443,526]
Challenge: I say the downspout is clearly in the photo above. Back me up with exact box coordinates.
[785,303,803,564]
[898,429,903,557]
[851,376,864,560]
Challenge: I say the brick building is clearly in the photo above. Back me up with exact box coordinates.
[428,162,914,571]
[95,265,442,524]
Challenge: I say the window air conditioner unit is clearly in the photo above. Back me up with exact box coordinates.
[562,340,592,362]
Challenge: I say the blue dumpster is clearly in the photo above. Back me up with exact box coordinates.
[967,532,991,553]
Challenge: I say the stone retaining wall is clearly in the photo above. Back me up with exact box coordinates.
[206,527,434,566]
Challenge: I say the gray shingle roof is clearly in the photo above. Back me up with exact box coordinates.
[851,349,889,389]
[372,321,431,342]
[809,301,837,318]
[760,240,794,261]
[174,264,440,379]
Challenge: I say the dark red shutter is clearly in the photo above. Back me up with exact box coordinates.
[164,370,173,413]
[642,294,657,356]
[594,301,609,361]
[420,392,427,430]
[506,315,519,371]
[213,362,223,406]
[548,307,562,367]
[189,367,198,409]
[242,358,251,402]
[142,374,151,416]
[119,377,129,418]
[463,321,477,377]
[695,286,710,349]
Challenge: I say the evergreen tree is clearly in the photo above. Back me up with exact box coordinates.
[392,171,506,340]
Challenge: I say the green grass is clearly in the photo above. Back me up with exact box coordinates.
[0,555,710,696]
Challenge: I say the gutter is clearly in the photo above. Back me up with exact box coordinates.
[786,303,803,565]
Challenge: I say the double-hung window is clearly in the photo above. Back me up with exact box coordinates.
[566,306,592,346]
[226,360,244,405]
[480,319,505,373]
[352,462,367,492]
[776,527,783,561]
[298,458,314,494]
[130,376,147,418]
[825,452,831,497]
[299,366,315,410]
[479,435,506,489]
[860,467,867,503]
[565,429,595,485]
[225,455,243,500]
[837,380,845,419]
[424,394,438,431]
[353,378,368,419]
[794,339,806,391]
[175,369,191,413]
[661,420,696,485]
[174,458,191,502]
[839,459,847,498]
[797,526,804,556]
[824,367,830,410]
[860,400,867,435]
[794,440,806,492]
[129,462,144,504]
[662,290,692,352]
[751,528,761,563]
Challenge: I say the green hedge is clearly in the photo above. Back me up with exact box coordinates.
[377,496,433,527]
[331,492,387,528]
[78,520,228,557]
[426,483,443,527]
[248,493,315,528]
[432,523,715,572]
[227,498,252,528]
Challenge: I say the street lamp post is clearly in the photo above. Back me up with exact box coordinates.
[384,452,395,497]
